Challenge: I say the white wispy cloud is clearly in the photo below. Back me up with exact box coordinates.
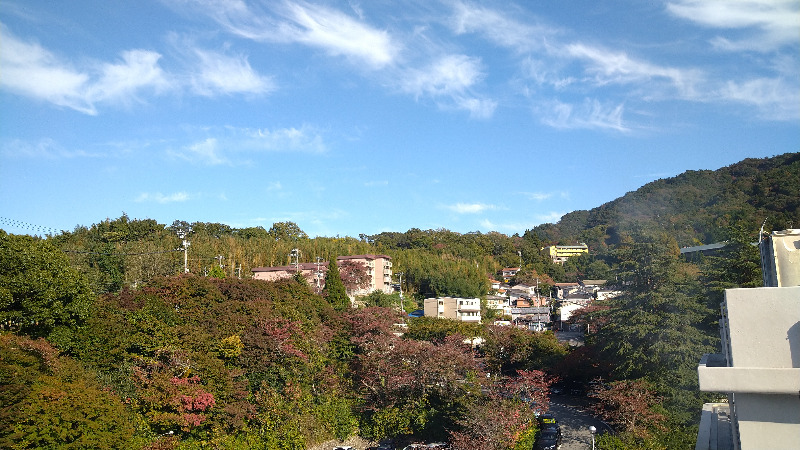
[449,1,555,53]
[364,180,389,187]
[0,24,169,115]
[536,211,566,224]
[185,0,398,69]
[1,138,103,159]
[479,218,541,233]
[539,98,629,132]
[520,191,568,201]
[666,0,800,52]
[191,47,275,96]
[169,125,327,165]
[447,202,498,214]
[283,1,397,68]
[717,77,800,121]
[171,137,230,165]
[248,126,327,153]
[564,43,702,98]
[399,54,496,118]
[135,191,192,203]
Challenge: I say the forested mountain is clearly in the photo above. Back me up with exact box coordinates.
[533,152,800,252]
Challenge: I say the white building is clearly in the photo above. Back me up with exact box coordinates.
[423,297,482,323]
[696,229,800,450]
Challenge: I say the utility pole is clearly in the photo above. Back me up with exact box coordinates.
[315,257,324,293]
[289,248,300,273]
[176,226,192,273]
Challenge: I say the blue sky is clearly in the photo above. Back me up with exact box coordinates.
[1,0,798,238]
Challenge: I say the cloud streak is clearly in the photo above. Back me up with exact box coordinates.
[0,25,168,115]
[135,191,192,203]
[182,0,398,69]
[666,0,800,51]
[446,202,498,214]
[191,47,275,96]
[169,125,328,165]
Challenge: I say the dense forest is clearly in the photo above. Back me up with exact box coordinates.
[1,152,797,449]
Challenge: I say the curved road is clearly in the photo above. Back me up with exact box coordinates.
[548,396,612,450]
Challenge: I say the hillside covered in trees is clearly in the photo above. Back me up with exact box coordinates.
[533,152,800,252]
[1,152,797,449]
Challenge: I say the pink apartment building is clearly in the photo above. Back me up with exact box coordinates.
[251,254,393,296]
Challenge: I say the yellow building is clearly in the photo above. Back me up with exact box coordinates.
[541,244,588,264]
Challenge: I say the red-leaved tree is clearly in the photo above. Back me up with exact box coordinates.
[590,379,666,434]
[338,260,370,296]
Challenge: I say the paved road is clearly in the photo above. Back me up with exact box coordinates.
[548,396,612,450]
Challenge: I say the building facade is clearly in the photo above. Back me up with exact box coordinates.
[540,244,588,264]
[696,229,800,450]
[423,297,482,323]
[337,254,393,295]
[251,254,393,297]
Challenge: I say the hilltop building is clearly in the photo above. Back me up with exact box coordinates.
[541,244,589,264]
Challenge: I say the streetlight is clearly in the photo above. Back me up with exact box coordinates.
[589,426,597,450]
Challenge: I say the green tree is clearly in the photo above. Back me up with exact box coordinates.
[593,230,717,422]
[268,222,308,241]
[0,334,137,449]
[323,260,349,311]
[481,326,567,375]
[0,231,93,338]
[208,265,226,278]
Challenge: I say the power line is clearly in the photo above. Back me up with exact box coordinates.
[63,249,183,256]
[0,216,62,235]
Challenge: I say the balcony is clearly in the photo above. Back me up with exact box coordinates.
[698,353,800,394]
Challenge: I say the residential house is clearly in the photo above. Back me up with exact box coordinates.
[595,287,623,301]
[251,262,327,287]
[579,279,607,293]
[558,302,585,327]
[501,267,520,282]
[423,297,482,323]
[552,282,580,299]
[509,307,550,330]
[485,295,510,317]
[541,244,588,264]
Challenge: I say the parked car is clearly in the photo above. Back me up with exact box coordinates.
[366,445,395,450]
[333,447,354,450]
[535,427,562,450]
[538,413,559,430]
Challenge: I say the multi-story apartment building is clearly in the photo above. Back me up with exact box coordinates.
[540,244,589,264]
[251,254,393,297]
[336,254,393,296]
[695,229,800,450]
[423,297,482,323]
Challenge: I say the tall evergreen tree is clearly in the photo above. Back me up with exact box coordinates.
[324,260,349,311]
[593,230,717,422]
